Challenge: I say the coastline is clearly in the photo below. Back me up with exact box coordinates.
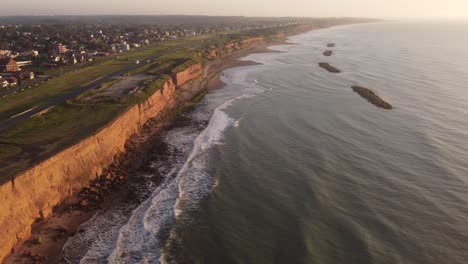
[3,39,291,264]
[2,20,378,262]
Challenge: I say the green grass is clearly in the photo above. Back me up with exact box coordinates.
[0,73,172,184]
[116,44,167,61]
[0,44,169,122]
[0,60,132,121]
[0,102,128,184]
[146,61,177,75]
[1,103,126,145]
[99,78,123,89]
[0,24,306,184]
[0,144,22,160]
[171,59,199,74]
[125,47,199,77]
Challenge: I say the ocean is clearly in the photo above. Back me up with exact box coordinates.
[64,21,468,264]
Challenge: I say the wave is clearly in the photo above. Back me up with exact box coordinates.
[107,68,266,264]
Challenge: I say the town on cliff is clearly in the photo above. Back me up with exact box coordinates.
[0,16,375,263]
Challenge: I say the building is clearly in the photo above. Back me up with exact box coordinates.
[5,77,18,85]
[54,44,67,54]
[0,58,20,72]
[111,43,130,52]
[16,60,33,68]
[0,78,8,88]
[25,71,35,79]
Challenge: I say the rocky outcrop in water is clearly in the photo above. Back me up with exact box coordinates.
[327,43,336,48]
[319,62,341,73]
[351,86,393,109]
[323,50,333,56]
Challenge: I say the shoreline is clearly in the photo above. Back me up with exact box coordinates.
[2,20,374,262]
[3,38,292,264]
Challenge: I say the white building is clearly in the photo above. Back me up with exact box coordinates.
[111,43,131,52]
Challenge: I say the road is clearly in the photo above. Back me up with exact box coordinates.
[0,44,194,133]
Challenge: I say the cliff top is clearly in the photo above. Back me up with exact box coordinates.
[0,20,367,184]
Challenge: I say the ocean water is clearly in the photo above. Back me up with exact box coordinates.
[64,22,468,264]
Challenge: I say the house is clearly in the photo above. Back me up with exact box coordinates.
[111,43,130,52]
[22,71,35,80]
[16,60,33,68]
[65,53,78,64]
[0,58,20,72]
[12,72,25,81]
[0,78,8,88]
[50,56,61,62]
[5,77,18,86]
[54,44,67,54]
[75,53,86,62]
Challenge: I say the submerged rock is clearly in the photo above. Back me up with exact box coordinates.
[327,43,336,48]
[351,86,393,109]
[323,50,333,56]
[319,62,341,73]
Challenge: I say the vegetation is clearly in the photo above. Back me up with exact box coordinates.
[171,59,199,74]
[120,75,171,104]
[0,23,312,183]
[0,44,168,122]
[0,72,175,184]
[0,102,128,184]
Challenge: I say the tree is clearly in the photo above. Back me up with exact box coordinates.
[0,40,9,50]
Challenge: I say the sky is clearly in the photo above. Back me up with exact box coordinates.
[1,0,468,19]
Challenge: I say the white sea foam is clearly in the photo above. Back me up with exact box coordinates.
[63,62,269,264]
[106,66,267,264]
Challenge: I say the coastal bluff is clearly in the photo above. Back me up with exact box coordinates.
[0,36,269,262]
[171,63,203,86]
[0,63,203,262]
[351,86,393,109]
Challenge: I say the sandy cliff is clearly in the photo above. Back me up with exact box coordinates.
[241,37,264,46]
[0,33,299,262]
[0,78,180,262]
[223,37,265,54]
[171,63,203,86]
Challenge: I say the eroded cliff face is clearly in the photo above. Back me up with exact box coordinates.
[223,37,265,54]
[0,37,265,262]
[241,37,264,46]
[0,79,178,262]
[171,63,203,86]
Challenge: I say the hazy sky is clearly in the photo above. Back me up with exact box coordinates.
[1,0,468,19]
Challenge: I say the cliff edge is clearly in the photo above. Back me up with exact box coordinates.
[0,62,204,261]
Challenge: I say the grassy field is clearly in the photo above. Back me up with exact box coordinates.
[0,45,168,121]
[0,60,131,120]
[0,74,171,184]
[0,24,304,184]
[0,102,127,183]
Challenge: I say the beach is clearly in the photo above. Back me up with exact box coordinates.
[3,37,293,264]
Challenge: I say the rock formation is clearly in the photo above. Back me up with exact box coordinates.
[319,62,341,73]
[323,50,333,56]
[351,86,393,109]
[327,43,336,47]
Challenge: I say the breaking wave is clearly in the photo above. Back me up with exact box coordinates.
[106,66,267,264]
